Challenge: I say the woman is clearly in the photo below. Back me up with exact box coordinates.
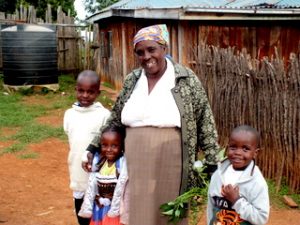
[84,24,220,225]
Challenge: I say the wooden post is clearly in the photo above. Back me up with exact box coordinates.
[122,22,127,78]
[178,23,183,64]
[87,24,91,69]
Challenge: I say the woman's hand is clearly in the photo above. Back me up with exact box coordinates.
[221,184,240,204]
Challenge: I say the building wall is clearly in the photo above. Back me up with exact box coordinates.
[179,20,300,68]
[95,18,300,89]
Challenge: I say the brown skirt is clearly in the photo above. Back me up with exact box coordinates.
[125,127,187,225]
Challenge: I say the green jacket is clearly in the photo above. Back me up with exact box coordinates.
[90,61,220,194]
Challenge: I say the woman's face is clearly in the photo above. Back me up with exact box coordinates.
[134,40,167,77]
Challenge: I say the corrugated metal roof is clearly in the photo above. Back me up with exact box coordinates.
[226,0,300,8]
[107,0,227,9]
[107,0,300,9]
[88,0,300,22]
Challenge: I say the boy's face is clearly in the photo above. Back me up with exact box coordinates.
[227,130,259,170]
[100,131,122,163]
[75,77,100,107]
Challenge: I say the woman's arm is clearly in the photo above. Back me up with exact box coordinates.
[82,72,138,171]
[190,72,220,166]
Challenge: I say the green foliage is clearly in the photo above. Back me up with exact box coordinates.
[267,179,300,209]
[39,0,75,21]
[1,143,25,154]
[18,152,39,159]
[101,81,115,89]
[0,73,115,156]
[10,124,65,143]
[16,0,30,8]
[18,87,35,95]
[58,74,76,92]
[0,93,46,127]
[0,0,16,13]
[160,162,209,224]
[85,0,119,15]
[1,0,76,21]
[99,91,114,109]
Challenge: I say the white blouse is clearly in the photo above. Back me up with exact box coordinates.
[121,58,181,128]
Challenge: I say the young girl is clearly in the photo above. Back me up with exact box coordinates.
[79,125,126,225]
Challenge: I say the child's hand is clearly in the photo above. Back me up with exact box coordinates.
[81,152,94,172]
[221,184,240,204]
[95,195,103,208]
[82,161,92,172]
[95,195,111,208]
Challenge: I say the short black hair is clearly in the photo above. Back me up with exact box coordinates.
[231,125,260,148]
[77,70,100,87]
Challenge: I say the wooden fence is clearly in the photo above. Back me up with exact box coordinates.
[56,7,85,73]
[190,44,300,192]
[0,5,88,73]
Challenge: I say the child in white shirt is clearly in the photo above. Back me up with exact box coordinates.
[207,125,269,225]
[64,70,110,225]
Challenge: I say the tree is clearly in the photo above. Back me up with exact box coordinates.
[0,0,17,13]
[32,0,76,21]
[84,0,119,16]
[0,0,76,21]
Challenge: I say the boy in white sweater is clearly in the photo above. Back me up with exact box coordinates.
[64,70,110,225]
[207,125,269,225]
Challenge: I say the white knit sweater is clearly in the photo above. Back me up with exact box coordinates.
[64,102,110,192]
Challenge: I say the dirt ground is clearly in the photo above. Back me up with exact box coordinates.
[0,97,300,225]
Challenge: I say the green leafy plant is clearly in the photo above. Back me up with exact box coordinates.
[160,161,209,224]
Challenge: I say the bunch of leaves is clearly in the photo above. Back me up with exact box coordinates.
[160,163,209,224]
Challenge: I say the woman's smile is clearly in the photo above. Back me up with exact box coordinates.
[134,40,167,78]
[145,60,157,69]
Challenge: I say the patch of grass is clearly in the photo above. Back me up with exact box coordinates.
[267,179,300,209]
[1,143,25,154]
[49,94,75,110]
[18,152,39,159]
[102,81,115,89]
[10,124,65,143]
[99,91,115,109]
[0,73,114,156]
[58,74,76,92]
[18,87,34,95]
[0,93,47,127]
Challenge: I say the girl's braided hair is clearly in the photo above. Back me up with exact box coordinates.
[97,125,126,169]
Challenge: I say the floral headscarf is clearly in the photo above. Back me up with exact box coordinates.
[133,24,169,48]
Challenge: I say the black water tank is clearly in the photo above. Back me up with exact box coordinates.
[1,24,58,85]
